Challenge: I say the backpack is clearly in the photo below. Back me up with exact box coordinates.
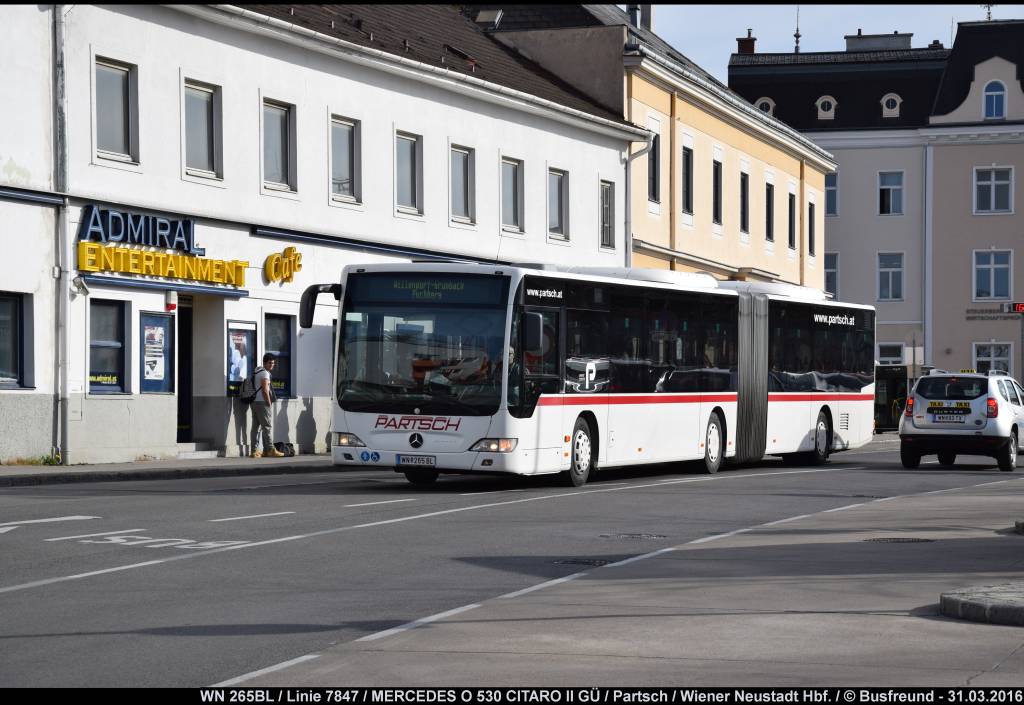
[274,441,296,457]
[238,367,265,404]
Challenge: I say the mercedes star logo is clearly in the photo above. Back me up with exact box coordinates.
[409,433,424,449]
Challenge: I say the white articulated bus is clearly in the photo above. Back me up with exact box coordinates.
[300,263,876,486]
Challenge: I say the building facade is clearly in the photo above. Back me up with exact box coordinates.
[476,4,835,287]
[0,4,645,464]
[729,21,1024,379]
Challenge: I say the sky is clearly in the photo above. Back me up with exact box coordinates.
[644,4,1024,83]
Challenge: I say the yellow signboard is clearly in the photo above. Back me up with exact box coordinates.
[264,246,302,284]
[78,242,248,287]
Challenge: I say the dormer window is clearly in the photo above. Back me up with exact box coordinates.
[755,97,775,116]
[816,95,837,120]
[881,93,902,118]
[985,81,1006,120]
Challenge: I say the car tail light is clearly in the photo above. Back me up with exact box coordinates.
[905,397,914,417]
[987,397,999,418]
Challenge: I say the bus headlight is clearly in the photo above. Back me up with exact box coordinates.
[470,438,518,453]
[334,432,366,447]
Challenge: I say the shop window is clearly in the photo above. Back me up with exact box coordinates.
[140,312,174,394]
[266,314,293,398]
[90,299,127,393]
[227,321,256,396]
[0,293,22,387]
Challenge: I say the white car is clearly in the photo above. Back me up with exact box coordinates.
[898,370,1024,470]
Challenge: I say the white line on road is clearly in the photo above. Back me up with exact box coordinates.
[0,515,99,528]
[45,529,146,542]
[355,604,482,642]
[209,512,296,523]
[342,499,416,508]
[498,573,588,600]
[211,655,321,687]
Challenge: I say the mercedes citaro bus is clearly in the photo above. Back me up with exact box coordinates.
[300,263,876,486]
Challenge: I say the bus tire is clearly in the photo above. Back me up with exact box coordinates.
[404,470,439,486]
[703,412,724,474]
[564,417,594,487]
[809,410,831,465]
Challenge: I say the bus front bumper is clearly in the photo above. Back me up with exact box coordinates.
[331,446,554,475]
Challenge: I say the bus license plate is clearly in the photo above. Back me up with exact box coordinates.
[397,454,436,467]
[933,414,965,423]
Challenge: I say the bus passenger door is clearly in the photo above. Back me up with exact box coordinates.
[521,308,565,470]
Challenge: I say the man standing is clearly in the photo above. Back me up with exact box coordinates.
[251,353,285,458]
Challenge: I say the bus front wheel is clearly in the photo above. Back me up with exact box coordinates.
[563,417,594,487]
[404,470,439,486]
[703,412,724,474]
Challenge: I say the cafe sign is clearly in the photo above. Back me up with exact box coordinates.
[264,247,303,284]
[76,205,248,286]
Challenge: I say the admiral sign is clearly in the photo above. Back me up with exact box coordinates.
[374,415,462,431]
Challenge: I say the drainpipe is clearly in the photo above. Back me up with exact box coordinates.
[53,4,71,464]
[799,158,806,286]
[624,130,655,268]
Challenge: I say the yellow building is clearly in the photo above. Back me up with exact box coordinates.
[476,5,836,287]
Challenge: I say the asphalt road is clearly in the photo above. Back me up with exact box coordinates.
[0,438,1019,687]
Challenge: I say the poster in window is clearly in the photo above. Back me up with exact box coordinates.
[140,313,174,394]
[226,322,256,396]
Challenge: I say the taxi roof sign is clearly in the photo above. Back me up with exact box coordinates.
[960,369,976,374]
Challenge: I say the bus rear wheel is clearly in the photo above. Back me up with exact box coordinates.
[563,417,594,487]
[404,470,439,486]
[703,412,724,474]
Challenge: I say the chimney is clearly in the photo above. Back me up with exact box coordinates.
[640,5,653,32]
[736,28,756,54]
[844,28,914,51]
[928,39,944,48]
[627,5,640,27]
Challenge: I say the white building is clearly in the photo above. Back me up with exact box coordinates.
[0,4,646,464]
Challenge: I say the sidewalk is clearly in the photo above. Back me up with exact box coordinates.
[236,476,1024,687]
[0,453,332,487]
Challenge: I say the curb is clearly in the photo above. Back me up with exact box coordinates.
[940,583,1024,626]
[0,459,334,487]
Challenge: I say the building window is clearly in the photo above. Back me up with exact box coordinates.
[975,342,1011,375]
[878,253,904,301]
[712,159,723,225]
[974,250,1012,300]
[262,100,295,190]
[265,314,293,398]
[825,172,838,216]
[89,299,127,394]
[95,58,137,161]
[878,343,904,365]
[824,253,839,298]
[881,93,902,119]
[681,146,694,215]
[648,133,660,203]
[739,171,749,234]
[975,167,1012,213]
[985,81,1006,120]
[501,158,523,231]
[600,180,614,249]
[184,81,220,176]
[879,171,903,215]
[765,183,775,242]
[808,203,816,256]
[331,117,360,202]
[395,131,422,213]
[0,293,22,386]
[140,312,174,394]
[450,146,474,222]
[548,169,568,238]
[787,192,796,249]
[816,95,837,120]
[755,97,775,115]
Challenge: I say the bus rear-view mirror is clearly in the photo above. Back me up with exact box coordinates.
[299,283,343,329]
[522,312,544,356]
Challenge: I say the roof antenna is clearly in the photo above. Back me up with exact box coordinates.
[794,4,802,53]
[981,4,995,21]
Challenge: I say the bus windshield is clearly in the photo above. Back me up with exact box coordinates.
[337,273,510,416]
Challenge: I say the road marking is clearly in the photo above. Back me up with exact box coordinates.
[209,512,296,522]
[0,515,99,528]
[211,655,321,687]
[604,547,676,568]
[823,503,865,513]
[46,529,146,542]
[342,499,416,508]
[498,573,588,600]
[355,604,482,643]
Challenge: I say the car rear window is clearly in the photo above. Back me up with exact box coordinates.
[915,377,986,400]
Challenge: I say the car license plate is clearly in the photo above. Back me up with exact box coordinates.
[933,414,965,423]
[397,454,436,467]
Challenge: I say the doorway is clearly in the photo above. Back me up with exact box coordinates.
[177,304,193,443]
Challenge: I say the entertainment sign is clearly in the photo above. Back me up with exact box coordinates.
[76,205,248,286]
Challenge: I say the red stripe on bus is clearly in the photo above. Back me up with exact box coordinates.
[768,393,874,402]
[538,394,738,407]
